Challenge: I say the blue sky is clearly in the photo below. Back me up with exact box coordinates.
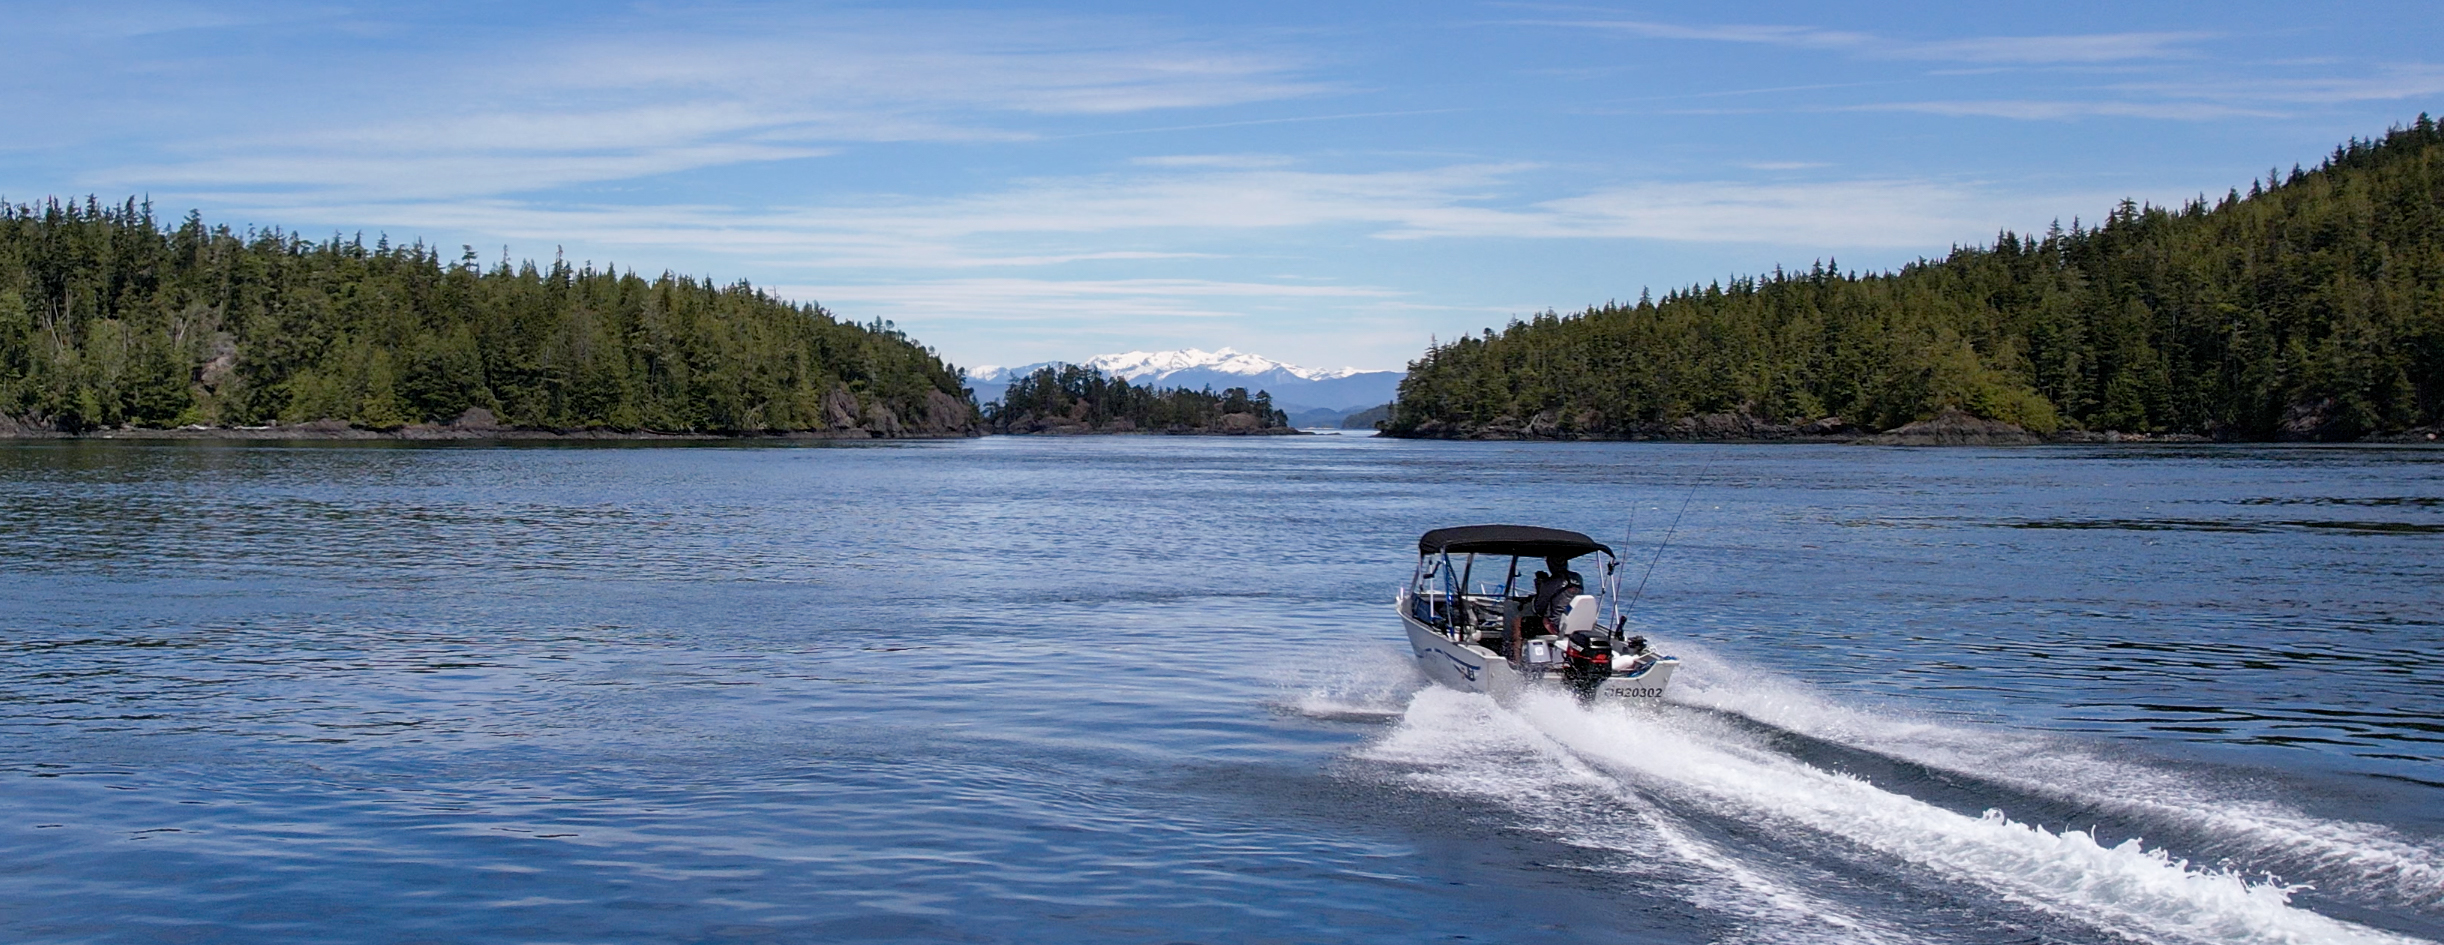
[5,1,2440,373]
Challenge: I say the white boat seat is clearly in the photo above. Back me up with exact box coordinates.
[1560,594,1599,636]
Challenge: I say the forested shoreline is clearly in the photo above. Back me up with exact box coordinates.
[981,364,1297,434]
[0,200,977,437]
[1389,117,2444,442]
[14,118,2439,446]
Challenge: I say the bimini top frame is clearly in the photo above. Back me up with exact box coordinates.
[1416,524,1612,560]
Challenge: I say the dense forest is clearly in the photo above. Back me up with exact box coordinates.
[0,199,976,436]
[982,364,1294,434]
[1390,117,2444,441]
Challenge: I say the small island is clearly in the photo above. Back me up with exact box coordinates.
[981,364,1298,434]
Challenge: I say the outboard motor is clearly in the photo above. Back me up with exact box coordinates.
[1562,629,1613,692]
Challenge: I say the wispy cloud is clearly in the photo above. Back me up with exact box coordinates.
[1131,154,1300,169]
[805,277,1403,320]
[1378,179,2023,247]
[1847,100,2287,121]
[1835,62,2444,122]
[520,24,1325,118]
[76,12,1329,201]
[1538,16,2444,123]
[256,159,2087,283]
[786,277,1415,365]
[1896,33,2212,64]
[2113,64,2444,105]
[1539,18,2211,65]
[248,163,1541,268]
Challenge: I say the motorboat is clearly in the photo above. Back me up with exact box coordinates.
[1397,524,1678,701]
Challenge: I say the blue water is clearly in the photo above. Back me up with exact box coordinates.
[1,437,2438,944]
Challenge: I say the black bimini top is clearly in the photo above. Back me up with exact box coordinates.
[1418,525,1611,559]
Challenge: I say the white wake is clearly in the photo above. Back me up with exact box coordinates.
[1365,681,2434,945]
[1667,641,2444,911]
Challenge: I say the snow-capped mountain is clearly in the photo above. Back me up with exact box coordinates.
[970,347,1365,383]
[966,347,1401,416]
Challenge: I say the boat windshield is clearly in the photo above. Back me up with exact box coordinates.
[1409,546,1614,635]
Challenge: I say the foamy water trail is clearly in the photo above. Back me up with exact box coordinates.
[1666,641,2444,910]
[1525,689,2427,945]
[1279,641,1427,721]
[1367,688,1931,945]
[1367,682,2432,945]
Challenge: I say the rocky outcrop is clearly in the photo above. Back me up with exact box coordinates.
[807,385,978,438]
[1392,410,1855,441]
[1213,412,1265,433]
[2370,425,2442,444]
[391,408,501,440]
[1205,413,1302,435]
[824,386,862,432]
[1665,412,1803,440]
[1857,408,2041,446]
[861,402,904,437]
[2046,429,2211,443]
[0,413,63,437]
[451,407,500,431]
[913,389,983,437]
[2279,397,2341,441]
[988,409,1300,435]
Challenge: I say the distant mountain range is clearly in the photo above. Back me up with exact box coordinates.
[967,348,1403,419]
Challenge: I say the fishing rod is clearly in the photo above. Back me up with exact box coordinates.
[1623,447,1720,621]
[1607,504,1633,629]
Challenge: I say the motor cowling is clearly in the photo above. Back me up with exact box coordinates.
[1563,629,1613,690]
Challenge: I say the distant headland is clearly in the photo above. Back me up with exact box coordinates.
[1382,117,2444,445]
[0,199,977,439]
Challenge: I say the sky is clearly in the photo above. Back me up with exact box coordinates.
[4,1,2441,373]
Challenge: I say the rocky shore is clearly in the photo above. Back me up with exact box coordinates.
[990,410,1304,436]
[0,405,981,441]
[11,406,2429,446]
[1384,406,2438,446]
[1400,410,1858,443]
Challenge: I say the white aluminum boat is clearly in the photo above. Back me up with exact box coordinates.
[1397,524,1678,701]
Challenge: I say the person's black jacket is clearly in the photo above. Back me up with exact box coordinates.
[1529,569,1582,631]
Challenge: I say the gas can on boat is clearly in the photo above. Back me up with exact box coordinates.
[1524,639,1552,664]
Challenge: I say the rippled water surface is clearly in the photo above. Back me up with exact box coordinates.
[1,437,2438,944]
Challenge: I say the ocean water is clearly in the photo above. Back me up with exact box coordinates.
[0,436,2437,945]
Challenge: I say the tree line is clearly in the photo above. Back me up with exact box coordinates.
[1390,116,2444,440]
[982,364,1293,433]
[0,199,975,435]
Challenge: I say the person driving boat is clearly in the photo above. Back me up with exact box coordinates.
[1529,554,1584,635]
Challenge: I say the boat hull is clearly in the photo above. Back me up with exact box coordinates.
[1398,595,1677,701]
